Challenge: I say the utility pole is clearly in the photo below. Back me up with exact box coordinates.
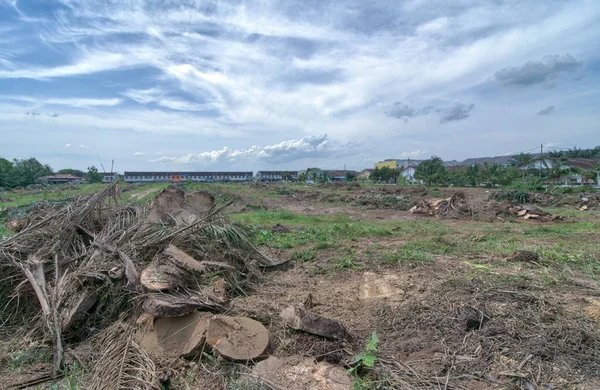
[539,144,543,179]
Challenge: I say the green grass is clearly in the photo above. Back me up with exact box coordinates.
[291,248,316,262]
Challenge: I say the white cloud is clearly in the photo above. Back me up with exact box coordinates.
[400,150,427,158]
[80,144,90,149]
[0,95,122,107]
[64,143,71,148]
[133,152,144,155]
[121,87,206,111]
[152,134,351,165]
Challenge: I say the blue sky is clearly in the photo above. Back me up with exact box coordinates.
[0,0,599,172]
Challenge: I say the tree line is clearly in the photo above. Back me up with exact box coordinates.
[369,151,600,187]
[0,157,104,189]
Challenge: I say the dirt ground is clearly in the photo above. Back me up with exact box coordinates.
[2,183,599,389]
[224,184,600,390]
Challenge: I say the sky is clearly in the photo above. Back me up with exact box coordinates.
[0,0,599,172]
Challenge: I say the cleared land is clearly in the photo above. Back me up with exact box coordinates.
[1,182,599,389]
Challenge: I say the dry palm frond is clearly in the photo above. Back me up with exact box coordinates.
[88,322,158,390]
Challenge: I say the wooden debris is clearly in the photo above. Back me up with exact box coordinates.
[144,188,185,225]
[206,316,270,361]
[163,244,205,273]
[281,306,350,340]
[142,296,200,317]
[137,312,212,357]
[61,290,98,331]
[253,355,351,390]
[140,262,179,291]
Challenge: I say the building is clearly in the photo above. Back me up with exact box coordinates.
[357,169,374,181]
[398,164,419,183]
[375,158,457,170]
[375,159,423,170]
[102,172,118,183]
[123,171,253,183]
[39,174,82,185]
[325,170,358,181]
[255,171,299,182]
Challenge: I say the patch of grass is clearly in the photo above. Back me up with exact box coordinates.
[291,248,316,262]
[334,255,360,270]
[382,248,433,264]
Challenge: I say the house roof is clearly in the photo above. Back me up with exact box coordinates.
[41,174,81,180]
[256,171,298,175]
[564,158,600,170]
[124,171,252,176]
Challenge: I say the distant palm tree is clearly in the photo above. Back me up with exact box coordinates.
[546,150,564,158]
[465,164,480,186]
[511,153,534,181]
[482,163,506,186]
[544,159,573,182]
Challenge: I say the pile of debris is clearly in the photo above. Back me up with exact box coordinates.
[578,193,600,211]
[484,201,563,221]
[409,191,474,218]
[1,184,309,389]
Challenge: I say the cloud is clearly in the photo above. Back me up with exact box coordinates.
[385,103,419,122]
[3,95,122,108]
[438,102,475,123]
[121,88,205,111]
[47,112,59,117]
[386,102,474,123]
[537,105,555,115]
[494,54,583,88]
[152,134,350,164]
[64,143,71,148]
[133,152,144,155]
[25,110,41,116]
[80,144,90,149]
[400,150,427,158]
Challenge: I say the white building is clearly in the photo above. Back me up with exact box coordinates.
[123,171,253,183]
[255,171,299,182]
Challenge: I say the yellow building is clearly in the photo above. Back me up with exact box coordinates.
[374,160,398,169]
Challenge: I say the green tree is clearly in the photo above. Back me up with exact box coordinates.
[9,158,53,187]
[481,162,506,186]
[0,157,13,188]
[511,153,534,181]
[369,167,396,183]
[465,164,480,186]
[544,159,575,183]
[345,171,356,182]
[58,168,84,177]
[581,169,598,184]
[85,166,103,183]
[317,172,330,183]
[447,167,468,186]
[414,157,447,185]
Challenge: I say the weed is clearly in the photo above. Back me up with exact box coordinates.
[463,261,496,274]
[335,255,360,270]
[382,248,433,264]
[348,331,379,376]
[291,248,316,262]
